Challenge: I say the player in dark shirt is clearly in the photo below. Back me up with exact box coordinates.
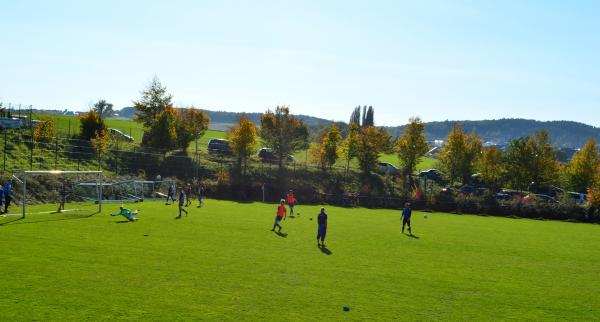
[402,202,412,234]
[317,207,328,247]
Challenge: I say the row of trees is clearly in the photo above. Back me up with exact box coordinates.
[439,125,600,196]
[73,77,600,201]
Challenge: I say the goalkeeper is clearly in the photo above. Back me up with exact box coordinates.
[111,206,140,222]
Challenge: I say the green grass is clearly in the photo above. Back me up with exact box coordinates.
[1,200,599,321]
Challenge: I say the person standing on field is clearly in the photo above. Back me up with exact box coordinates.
[185,184,192,207]
[4,180,13,213]
[166,184,175,205]
[317,207,328,247]
[176,187,188,219]
[286,190,297,216]
[271,199,286,232]
[196,185,203,208]
[402,202,412,235]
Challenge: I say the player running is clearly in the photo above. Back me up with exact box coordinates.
[317,207,328,247]
[402,202,412,235]
[286,190,297,216]
[111,206,140,222]
[271,199,286,232]
[176,187,188,219]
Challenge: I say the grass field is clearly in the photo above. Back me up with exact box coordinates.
[1,200,599,321]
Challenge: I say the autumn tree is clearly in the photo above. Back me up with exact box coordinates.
[438,125,483,184]
[133,77,173,128]
[340,123,360,173]
[323,124,342,169]
[146,107,177,151]
[90,127,110,162]
[32,118,57,143]
[309,133,327,171]
[92,99,114,119]
[396,117,429,178]
[228,117,258,175]
[478,146,504,191]
[355,126,392,175]
[79,110,107,141]
[174,108,210,151]
[259,106,309,171]
[504,130,559,191]
[566,138,600,193]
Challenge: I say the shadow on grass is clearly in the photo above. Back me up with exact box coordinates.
[404,233,420,239]
[319,246,333,255]
[0,216,23,226]
[115,220,131,224]
[0,211,100,227]
[273,231,288,238]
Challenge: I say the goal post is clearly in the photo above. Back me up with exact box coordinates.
[20,170,103,219]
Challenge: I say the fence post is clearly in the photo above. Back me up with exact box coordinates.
[54,135,58,169]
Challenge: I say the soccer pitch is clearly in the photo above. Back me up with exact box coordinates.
[1,200,599,321]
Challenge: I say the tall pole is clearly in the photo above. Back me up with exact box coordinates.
[22,174,27,219]
[54,135,58,169]
[97,174,102,213]
[195,134,199,179]
[29,105,33,170]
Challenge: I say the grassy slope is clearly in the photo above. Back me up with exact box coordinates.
[1,200,599,321]
[33,114,437,170]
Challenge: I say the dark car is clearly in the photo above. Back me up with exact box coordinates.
[258,148,294,163]
[418,169,447,184]
[378,162,399,175]
[208,139,232,155]
[534,194,560,204]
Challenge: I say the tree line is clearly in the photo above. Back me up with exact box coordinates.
[32,77,600,210]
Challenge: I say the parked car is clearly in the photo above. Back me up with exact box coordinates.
[418,169,447,184]
[258,148,294,163]
[378,162,399,175]
[495,192,512,200]
[496,189,526,201]
[208,139,232,155]
[567,192,587,206]
[109,128,134,142]
[533,194,560,204]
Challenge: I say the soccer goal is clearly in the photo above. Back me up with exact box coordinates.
[18,170,103,219]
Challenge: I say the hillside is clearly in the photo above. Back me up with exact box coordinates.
[386,119,600,148]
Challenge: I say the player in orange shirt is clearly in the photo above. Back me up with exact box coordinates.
[271,199,287,232]
[286,190,297,216]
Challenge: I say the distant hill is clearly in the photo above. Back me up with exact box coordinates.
[386,119,600,148]
[113,108,599,148]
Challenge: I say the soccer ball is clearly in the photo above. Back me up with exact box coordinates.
[309,217,313,221]
[424,215,428,219]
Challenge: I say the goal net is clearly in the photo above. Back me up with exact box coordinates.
[0,170,103,222]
